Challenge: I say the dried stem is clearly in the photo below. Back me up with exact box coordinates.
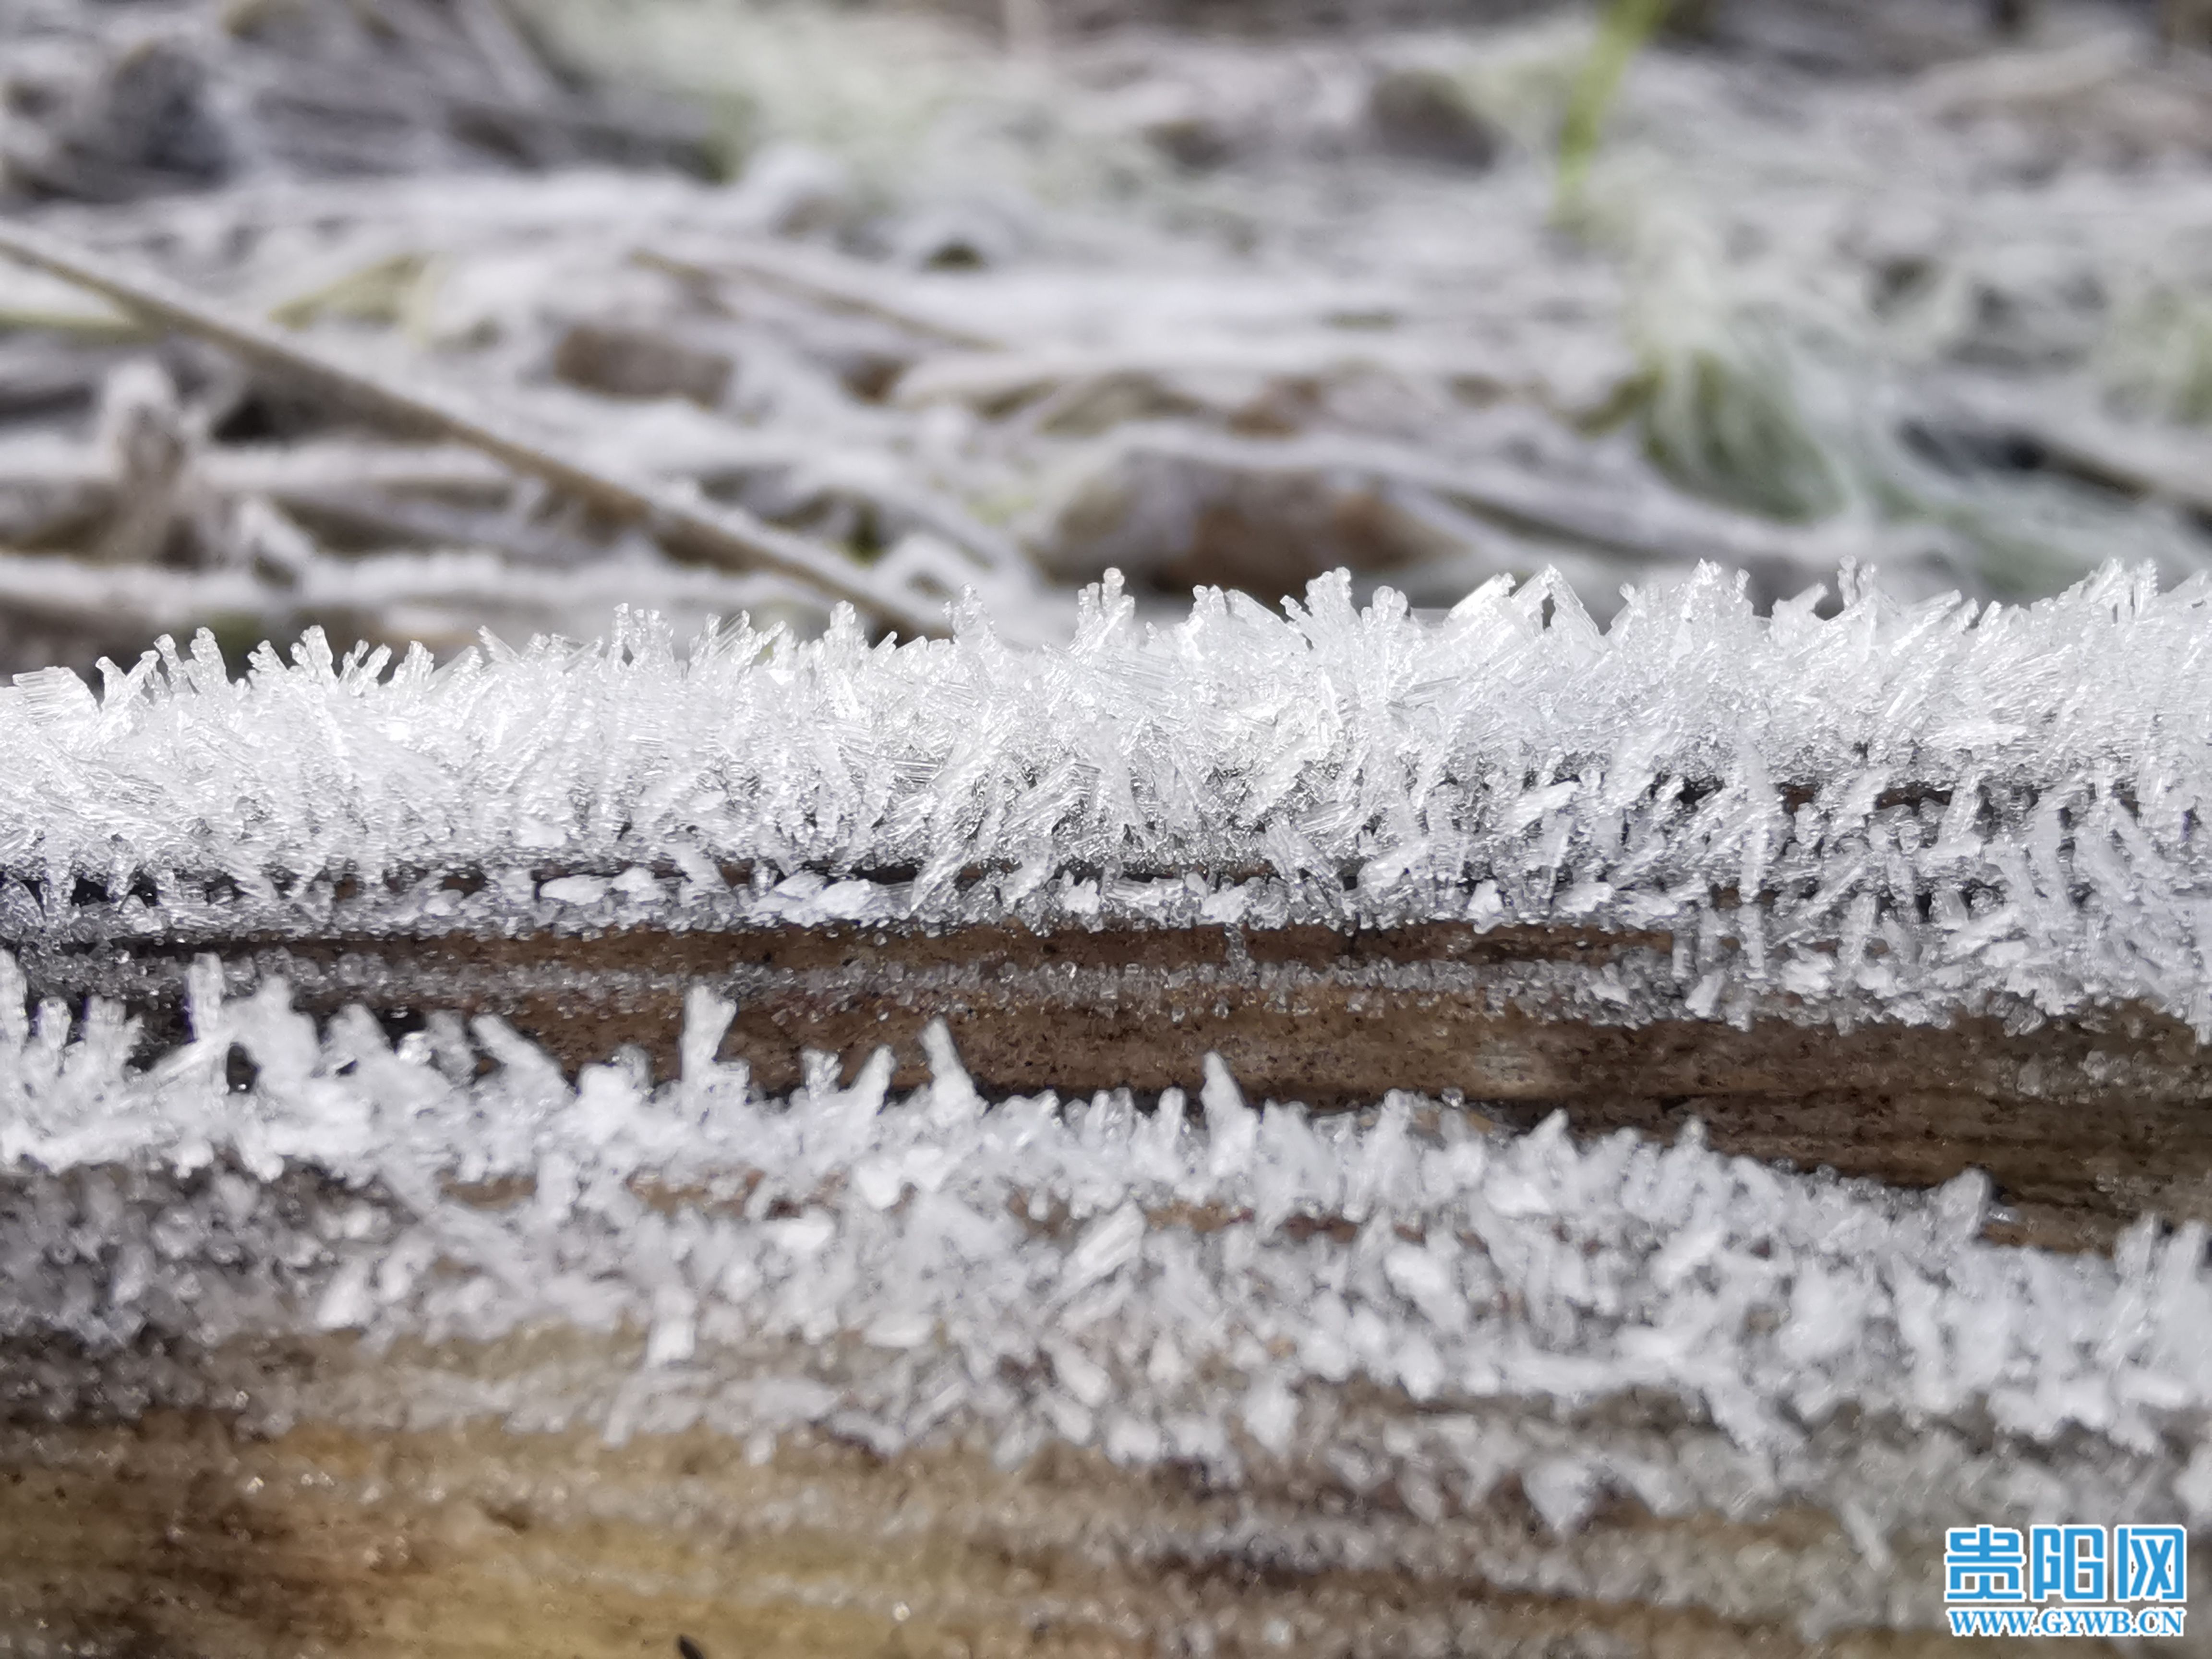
[0,223,947,638]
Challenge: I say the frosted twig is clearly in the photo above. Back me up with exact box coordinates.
[269,486,604,567]
[1933,379,2212,519]
[0,223,947,638]
[641,246,1007,353]
[1093,425,1850,576]
[451,0,565,105]
[890,340,1560,411]
[1911,30,2142,118]
[202,441,516,504]
[0,544,826,656]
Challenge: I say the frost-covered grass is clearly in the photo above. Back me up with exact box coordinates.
[1536,23,2212,594]
[2104,273,2212,425]
[512,0,1174,223]
[17,2,2212,673]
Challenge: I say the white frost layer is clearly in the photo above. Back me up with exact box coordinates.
[4,958,2212,1549]
[6,562,2212,1030]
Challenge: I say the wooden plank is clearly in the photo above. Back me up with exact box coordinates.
[22,916,2212,1252]
[0,1328,2161,1659]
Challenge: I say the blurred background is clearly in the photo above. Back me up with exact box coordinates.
[5,0,2212,671]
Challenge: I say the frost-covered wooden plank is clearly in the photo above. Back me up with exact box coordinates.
[11,563,2212,1233]
[8,563,2212,1026]
[3,974,2211,1654]
[17,914,2212,1252]
[8,566,2212,1654]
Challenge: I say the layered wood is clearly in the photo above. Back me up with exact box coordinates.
[10,916,2211,1655]
[0,1328,2164,1659]
[20,916,2212,1252]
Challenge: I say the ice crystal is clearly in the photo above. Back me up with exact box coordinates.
[1,956,2208,1576]
[5,562,2212,1034]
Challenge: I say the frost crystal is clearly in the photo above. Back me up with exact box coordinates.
[6,561,2212,1033]
[5,562,2212,1631]
[2,963,2209,1575]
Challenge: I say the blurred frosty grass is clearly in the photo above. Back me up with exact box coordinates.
[506,0,2212,608]
[2106,276,2212,423]
[10,0,2212,675]
[1541,16,2212,601]
[514,0,1146,207]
